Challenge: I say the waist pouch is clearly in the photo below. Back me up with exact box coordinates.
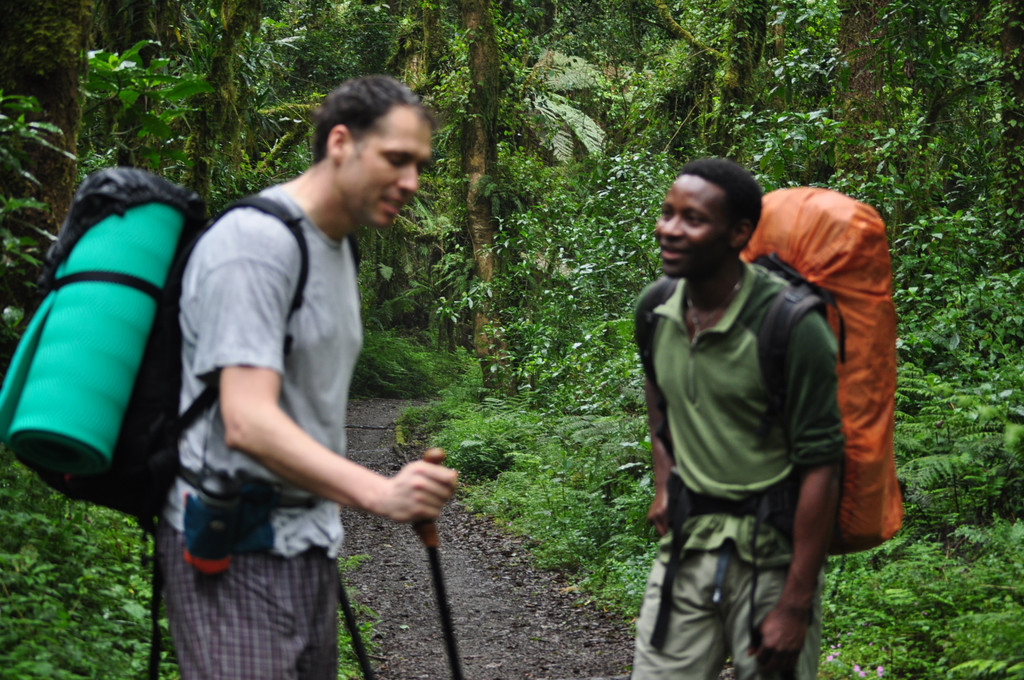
[183,482,283,573]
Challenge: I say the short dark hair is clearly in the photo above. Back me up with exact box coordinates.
[311,75,434,163]
[677,158,762,227]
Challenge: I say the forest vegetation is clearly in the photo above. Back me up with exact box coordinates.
[1,0,1023,677]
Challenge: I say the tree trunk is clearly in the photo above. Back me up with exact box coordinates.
[93,0,172,57]
[423,0,443,76]
[835,0,886,174]
[0,0,92,355]
[459,0,508,390]
[1000,0,1024,263]
[0,0,92,232]
[710,0,769,155]
[183,0,262,201]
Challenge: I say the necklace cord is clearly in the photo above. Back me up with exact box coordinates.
[685,276,742,334]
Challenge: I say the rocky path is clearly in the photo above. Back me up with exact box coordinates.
[340,398,635,680]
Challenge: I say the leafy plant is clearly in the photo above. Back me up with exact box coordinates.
[0,91,74,185]
[80,40,213,170]
[527,51,607,162]
[0,447,161,679]
[0,92,64,366]
[0,219,47,364]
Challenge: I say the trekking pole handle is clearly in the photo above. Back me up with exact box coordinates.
[414,447,446,549]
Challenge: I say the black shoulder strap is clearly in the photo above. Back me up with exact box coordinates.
[227,194,361,278]
[752,253,846,363]
[635,277,679,382]
[222,195,311,317]
[754,274,840,439]
[173,195,314,435]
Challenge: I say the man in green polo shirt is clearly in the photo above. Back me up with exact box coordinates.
[631,158,844,680]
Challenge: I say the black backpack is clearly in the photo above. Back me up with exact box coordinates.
[7,168,324,533]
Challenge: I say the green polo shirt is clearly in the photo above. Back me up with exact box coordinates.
[646,262,844,567]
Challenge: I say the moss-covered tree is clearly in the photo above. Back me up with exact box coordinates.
[835,0,886,173]
[183,0,262,201]
[460,0,508,388]
[0,0,92,233]
[1000,0,1024,258]
[0,0,92,361]
[710,0,770,155]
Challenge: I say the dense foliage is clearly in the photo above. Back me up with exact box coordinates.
[2,0,1023,677]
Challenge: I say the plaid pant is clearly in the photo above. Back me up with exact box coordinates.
[157,523,339,680]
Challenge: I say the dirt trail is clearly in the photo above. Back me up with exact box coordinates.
[340,398,635,680]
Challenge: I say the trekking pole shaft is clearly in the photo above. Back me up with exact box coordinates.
[414,447,464,680]
[426,544,465,680]
[338,575,376,680]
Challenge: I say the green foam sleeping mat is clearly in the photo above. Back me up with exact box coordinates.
[0,202,185,474]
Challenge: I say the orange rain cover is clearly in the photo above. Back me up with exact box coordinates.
[741,187,904,554]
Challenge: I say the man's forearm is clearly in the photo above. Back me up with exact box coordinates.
[644,378,675,534]
[777,463,840,613]
[219,365,456,522]
[222,391,389,509]
[645,379,674,479]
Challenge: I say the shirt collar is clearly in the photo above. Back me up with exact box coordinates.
[654,261,755,334]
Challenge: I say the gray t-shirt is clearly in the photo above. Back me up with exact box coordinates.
[163,186,362,557]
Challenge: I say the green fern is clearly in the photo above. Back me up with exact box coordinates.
[949,660,1024,679]
[527,50,607,162]
[536,50,603,91]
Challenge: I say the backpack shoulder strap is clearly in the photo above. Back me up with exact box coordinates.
[755,280,828,438]
[753,253,846,361]
[174,195,315,434]
[635,277,678,381]
[221,195,311,318]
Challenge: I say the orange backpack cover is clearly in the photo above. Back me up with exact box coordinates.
[741,187,903,554]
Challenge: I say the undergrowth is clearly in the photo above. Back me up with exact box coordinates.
[0,446,162,678]
[399,376,658,614]
[0,445,385,680]
[350,329,473,400]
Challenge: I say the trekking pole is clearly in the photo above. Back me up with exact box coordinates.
[337,575,377,679]
[415,447,465,680]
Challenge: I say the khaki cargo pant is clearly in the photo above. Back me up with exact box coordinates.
[632,545,823,680]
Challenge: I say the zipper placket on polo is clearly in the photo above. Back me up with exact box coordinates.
[687,327,707,405]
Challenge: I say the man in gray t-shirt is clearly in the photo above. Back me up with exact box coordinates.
[157,76,458,680]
